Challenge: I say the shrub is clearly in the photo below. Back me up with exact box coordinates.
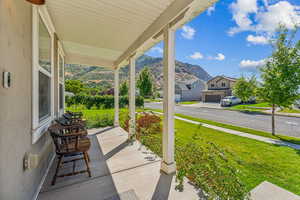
[66,94,144,109]
[175,130,249,200]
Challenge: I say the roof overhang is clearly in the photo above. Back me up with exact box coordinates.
[45,0,218,69]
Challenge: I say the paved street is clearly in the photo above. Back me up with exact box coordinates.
[145,102,300,138]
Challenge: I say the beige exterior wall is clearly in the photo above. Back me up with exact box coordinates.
[0,1,54,200]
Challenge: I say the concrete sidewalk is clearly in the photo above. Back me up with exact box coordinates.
[251,181,300,200]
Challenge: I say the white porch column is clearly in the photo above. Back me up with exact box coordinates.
[114,68,119,126]
[161,26,176,174]
[129,55,136,139]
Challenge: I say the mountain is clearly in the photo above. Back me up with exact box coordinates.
[65,55,212,90]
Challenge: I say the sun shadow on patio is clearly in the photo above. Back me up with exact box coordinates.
[151,173,173,200]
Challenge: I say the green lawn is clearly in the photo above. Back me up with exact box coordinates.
[280,108,300,114]
[172,120,300,195]
[67,105,115,128]
[144,98,161,103]
[228,102,271,112]
[179,101,200,105]
[146,108,300,145]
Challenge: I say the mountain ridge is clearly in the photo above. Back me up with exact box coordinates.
[65,55,212,90]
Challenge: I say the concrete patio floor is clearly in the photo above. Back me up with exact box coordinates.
[38,127,202,200]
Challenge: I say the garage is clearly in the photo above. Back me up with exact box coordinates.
[204,95,221,102]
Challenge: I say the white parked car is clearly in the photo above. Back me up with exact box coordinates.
[220,96,242,107]
[294,99,300,109]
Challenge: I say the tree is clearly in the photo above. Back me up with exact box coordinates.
[258,27,300,135]
[233,76,257,103]
[65,80,84,95]
[119,81,128,96]
[137,67,153,98]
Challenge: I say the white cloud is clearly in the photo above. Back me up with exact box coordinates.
[207,5,216,16]
[246,34,269,45]
[256,1,300,33]
[181,25,196,39]
[229,0,300,35]
[240,59,266,70]
[228,0,258,35]
[150,47,163,54]
[208,53,226,61]
[190,52,203,60]
[215,53,226,61]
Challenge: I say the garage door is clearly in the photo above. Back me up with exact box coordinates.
[205,95,221,102]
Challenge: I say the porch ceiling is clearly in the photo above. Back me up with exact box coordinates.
[46,0,217,68]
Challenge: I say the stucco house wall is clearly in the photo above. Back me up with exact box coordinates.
[176,80,205,101]
[0,1,54,200]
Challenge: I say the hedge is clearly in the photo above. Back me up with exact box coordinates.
[66,94,144,109]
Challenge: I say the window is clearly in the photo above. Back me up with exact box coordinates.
[32,7,55,144]
[39,72,51,121]
[59,55,64,81]
[39,17,51,73]
[59,84,64,110]
[221,82,226,87]
[38,16,52,122]
[58,54,65,111]
[211,84,215,87]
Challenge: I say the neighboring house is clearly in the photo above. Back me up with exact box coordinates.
[202,76,237,102]
[175,80,206,101]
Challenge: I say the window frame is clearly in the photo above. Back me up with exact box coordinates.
[58,46,65,116]
[32,6,56,144]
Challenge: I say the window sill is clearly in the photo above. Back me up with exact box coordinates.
[32,117,52,144]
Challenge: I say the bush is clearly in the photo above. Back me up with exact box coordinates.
[175,130,249,200]
[66,94,144,109]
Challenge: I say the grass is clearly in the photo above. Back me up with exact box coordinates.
[280,108,300,114]
[228,102,271,112]
[178,101,200,105]
[145,108,300,145]
[67,105,115,128]
[171,120,300,195]
[144,98,161,103]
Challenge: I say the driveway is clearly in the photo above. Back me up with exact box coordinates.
[145,102,300,138]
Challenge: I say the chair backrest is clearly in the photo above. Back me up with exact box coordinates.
[67,111,83,118]
[48,123,80,154]
[56,117,71,126]
[48,124,64,153]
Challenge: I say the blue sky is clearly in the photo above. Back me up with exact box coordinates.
[145,0,300,78]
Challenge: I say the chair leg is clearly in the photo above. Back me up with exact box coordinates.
[87,152,91,162]
[83,152,91,177]
[52,155,63,185]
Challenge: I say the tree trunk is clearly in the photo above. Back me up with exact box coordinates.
[272,104,275,136]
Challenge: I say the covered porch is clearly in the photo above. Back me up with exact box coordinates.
[40,0,217,175]
[38,127,201,200]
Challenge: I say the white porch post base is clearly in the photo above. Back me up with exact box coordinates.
[161,161,176,174]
